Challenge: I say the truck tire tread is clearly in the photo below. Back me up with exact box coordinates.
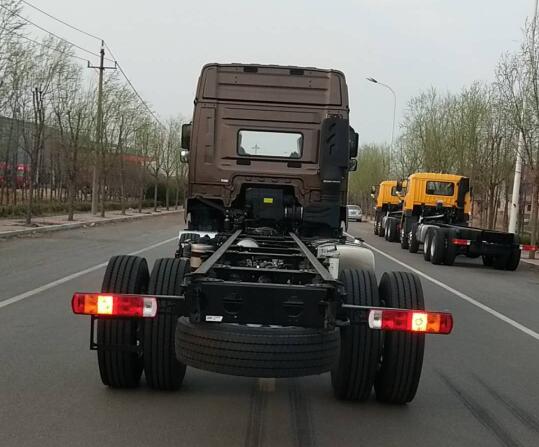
[375,271,425,404]
[175,319,339,378]
[144,258,189,390]
[97,255,149,388]
[331,268,381,401]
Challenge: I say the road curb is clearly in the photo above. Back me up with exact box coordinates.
[0,209,184,240]
[521,258,539,271]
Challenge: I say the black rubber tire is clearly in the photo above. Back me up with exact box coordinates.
[408,225,420,254]
[97,255,149,388]
[144,258,189,390]
[374,219,379,235]
[493,256,507,270]
[493,248,521,271]
[331,269,381,401]
[443,231,457,266]
[423,230,433,261]
[387,219,399,242]
[505,248,521,271]
[400,223,409,250]
[175,319,339,378]
[444,245,457,266]
[375,272,425,404]
[430,229,446,265]
[378,218,386,239]
[482,255,494,267]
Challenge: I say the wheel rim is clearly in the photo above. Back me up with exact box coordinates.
[430,236,436,257]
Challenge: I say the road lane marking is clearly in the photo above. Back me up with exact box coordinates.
[350,235,539,342]
[0,236,178,310]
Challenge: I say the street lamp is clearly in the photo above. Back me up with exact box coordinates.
[366,77,397,165]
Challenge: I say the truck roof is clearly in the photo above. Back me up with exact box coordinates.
[408,172,467,182]
[196,63,348,107]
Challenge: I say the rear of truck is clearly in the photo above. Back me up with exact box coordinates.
[372,180,401,238]
[71,64,453,404]
[400,173,521,269]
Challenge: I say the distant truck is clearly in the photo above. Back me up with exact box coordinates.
[372,180,402,241]
[399,172,522,270]
[72,64,453,404]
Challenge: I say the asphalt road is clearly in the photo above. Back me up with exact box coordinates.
[1,215,538,447]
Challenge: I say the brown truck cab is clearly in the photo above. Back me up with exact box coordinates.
[181,63,358,237]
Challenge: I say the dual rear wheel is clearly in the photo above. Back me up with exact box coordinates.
[96,258,425,404]
[97,255,188,390]
[331,269,425,404]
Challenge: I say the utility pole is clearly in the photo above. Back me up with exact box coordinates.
[509,0,538,234]
[88,41,116,215]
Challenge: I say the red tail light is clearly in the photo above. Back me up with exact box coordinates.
[520,244,537,251]
[368,309,453,334]
[452,238,471,246]
[72,293,157,318]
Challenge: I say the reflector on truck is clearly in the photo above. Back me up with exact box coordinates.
[452,238,471,246]
[71,293,157,317]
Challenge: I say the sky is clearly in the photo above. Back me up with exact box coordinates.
[21,0,536,145]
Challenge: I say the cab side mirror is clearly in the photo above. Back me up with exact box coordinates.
[395,180,403,192]
[181,123,192,150]
[349,159,358,171]
[349,127,359,158]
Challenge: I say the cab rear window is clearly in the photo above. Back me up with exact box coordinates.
[237,130,302,158]
[426,181,454,196]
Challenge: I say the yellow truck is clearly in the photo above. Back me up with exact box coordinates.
[372,180,402,239]
[398,172,521,270]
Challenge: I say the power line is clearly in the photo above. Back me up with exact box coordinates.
[0,4,114,63]
[104,42,165,128]
[0,25,90,63]
[20,0,102,41]
[5,2,164,129]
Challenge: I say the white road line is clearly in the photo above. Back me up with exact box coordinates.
[0,236,178,310]
[357,237,539,342]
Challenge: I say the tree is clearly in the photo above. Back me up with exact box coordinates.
[348,144,390,217]
[162,117,183,210]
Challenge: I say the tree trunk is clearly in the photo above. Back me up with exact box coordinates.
[153,180,158,212]
[487,185,496,230]
[165,176,170,211]
[529,180,538,260]
[67,180,75,221]
[25,173,34,225]
[138,185,144,213]
[503,182,510,231]
[100,175,106,218]
[137,162,146,213]
[175,185,179,210]
[119,160,126,215]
